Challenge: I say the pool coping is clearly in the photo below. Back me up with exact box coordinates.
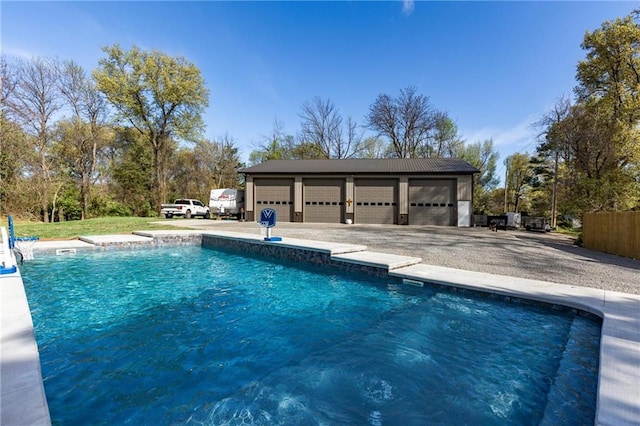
[1,230,638,426]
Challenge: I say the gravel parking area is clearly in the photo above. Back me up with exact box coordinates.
[170,220,640,295]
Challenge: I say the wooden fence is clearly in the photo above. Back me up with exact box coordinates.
[583,211,640,260]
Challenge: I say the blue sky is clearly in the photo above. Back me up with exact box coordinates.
[1,1,635,177]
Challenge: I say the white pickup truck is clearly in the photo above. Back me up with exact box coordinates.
[160,199,210,219]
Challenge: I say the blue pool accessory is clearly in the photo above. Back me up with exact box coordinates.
[8,215,15,249]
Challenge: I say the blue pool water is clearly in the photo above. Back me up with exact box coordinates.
[22,246,600,425]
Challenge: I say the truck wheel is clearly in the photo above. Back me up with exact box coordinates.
[165,213,173,219]
[204,211,210,219]
[185,210,192,219]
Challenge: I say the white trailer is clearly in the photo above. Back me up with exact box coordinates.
[506,212,521,229]
[209,189,245,218]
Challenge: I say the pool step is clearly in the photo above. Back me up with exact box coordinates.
[538,316,600,425]
[331,251,422,272]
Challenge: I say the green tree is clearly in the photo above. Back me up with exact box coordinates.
[422,113,464,158]
[286,141,325,159]
[168,148,202,201]
[93,44,209,211]
[485,187,506,215]
[526,154,553,216]
[248,139,284,165]
[248,118,324,164]
[456,139,500,214]
[539,99,639,215]
[248,119,292,165]
[573,11,640,211]
[577,12,640,125]
[0,114,33,217]
[108,127,155,216]
[1,58,31,217]
[535,11,640,218]
[505,153,535,213]
[358,136,386,159]
[170,135,243,201]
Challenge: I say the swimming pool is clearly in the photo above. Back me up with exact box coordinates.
[22,245,600,424]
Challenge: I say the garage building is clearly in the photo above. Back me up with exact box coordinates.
[239,158,479,226]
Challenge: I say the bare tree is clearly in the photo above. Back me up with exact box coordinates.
[505,153,534,213]
[1,56,17,106]
[534,96,572,226]
[57,60,110,219]
[366,86,441,158]
[0,61,33,217]
[211,134,243,189]
[4,57,63,222]
[299,97,362,159]
[341,116,364,159]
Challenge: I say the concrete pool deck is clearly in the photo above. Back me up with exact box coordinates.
[1,229,639,425]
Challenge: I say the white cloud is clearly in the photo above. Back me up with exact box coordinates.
[460,114,542,184]
[462,113,540,153]
[402,0,415,16]
[1,45,40,60]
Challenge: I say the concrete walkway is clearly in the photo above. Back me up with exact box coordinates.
[172,220,640,295]
[1,227,639,425]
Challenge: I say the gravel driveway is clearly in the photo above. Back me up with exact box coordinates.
[171,220,640,295]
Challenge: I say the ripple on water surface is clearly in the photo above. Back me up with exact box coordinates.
[21,246,601,425]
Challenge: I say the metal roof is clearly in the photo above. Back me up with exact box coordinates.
[239,158,480,175]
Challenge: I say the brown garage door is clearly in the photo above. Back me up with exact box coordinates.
[355,179,397,224]
[254,178,294,222]
[409,179,456,226]
[303,179,344,223]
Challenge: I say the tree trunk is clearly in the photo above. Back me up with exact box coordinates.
[551,151,559,228]
[154,141,166,213]
[81,177,89,220]
[41,179,50,223]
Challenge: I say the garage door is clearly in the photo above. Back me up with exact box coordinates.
[355,179,397,224]
[304,179,344,223]
[409,179,456,226]
[254,178,294,222]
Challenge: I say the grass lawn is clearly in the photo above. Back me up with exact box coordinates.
[5,217,188,240]
[554,226,581,239]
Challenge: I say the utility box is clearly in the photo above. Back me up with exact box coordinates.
[506,212,521,229]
